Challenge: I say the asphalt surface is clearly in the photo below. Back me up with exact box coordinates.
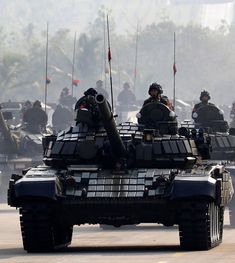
[0,204,235,263]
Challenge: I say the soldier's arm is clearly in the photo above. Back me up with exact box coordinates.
[161,96,173,110]
[192,104,199,119]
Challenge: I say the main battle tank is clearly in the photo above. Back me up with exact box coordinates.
[0,108,50,202]
[8,94,233,252]
[185,103,235,226]
[191,103,235,160]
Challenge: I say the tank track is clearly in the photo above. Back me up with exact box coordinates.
[179,201,223,250]
[20,203,72,252]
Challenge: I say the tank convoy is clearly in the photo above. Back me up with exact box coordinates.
[7,92,234,252]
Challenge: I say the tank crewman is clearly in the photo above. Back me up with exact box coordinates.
[192,90,214,119]
[59,87,77,110]
[75,88,112,124]
[75,88,98,111]
[95,80,109,99]
[21,100,32,116]
[229,101,235,128]
[74,88,101,127]
[143,82,173,110]
[52,104,74,133]
[117,82,136,105]
[230,101,235,119]
[23,100,48,133]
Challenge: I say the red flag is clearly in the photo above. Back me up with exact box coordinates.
[108,48,112,61]
[173,63,177,75]
[134,68,138,76]
[46,77,51,84]
[72,79,80,86]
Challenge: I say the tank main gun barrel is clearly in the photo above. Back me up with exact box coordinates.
[0,109,18,153]
[95,94,127,158]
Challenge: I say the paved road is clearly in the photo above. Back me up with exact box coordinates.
[0,204,235,263]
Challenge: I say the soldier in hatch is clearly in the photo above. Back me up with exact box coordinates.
[74,88,98,111]
[143,82,173,110]
[23,100,48,133]
[95,80,109,99]
[52,104,74,133]
[117,82,136,106]
[192,90,214,119]
[59,87,77,110]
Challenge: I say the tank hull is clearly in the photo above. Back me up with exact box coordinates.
[8,164,233,251]
[9,165,233,218]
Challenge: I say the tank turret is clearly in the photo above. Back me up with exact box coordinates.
[137,101,178,134]
[192,104,228,132]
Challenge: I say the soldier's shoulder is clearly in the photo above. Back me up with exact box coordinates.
[160,95,169,103]
[194,102,202,108]
[144,97,151,103]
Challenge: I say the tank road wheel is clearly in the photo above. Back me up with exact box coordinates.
[179,201,223,250]
[20,203,72,252]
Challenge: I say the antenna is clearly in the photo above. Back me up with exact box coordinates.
[103,13,107,90]
[134,23,139,93]
[71,32,77,97]
[173,32,177,109]
[107,15,114,111]
[44,22,49,113]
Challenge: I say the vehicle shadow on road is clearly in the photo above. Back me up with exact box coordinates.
[0,245,181,259]
[66,244,181,254]
[0,248,25,260]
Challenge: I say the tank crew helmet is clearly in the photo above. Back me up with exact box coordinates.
[24,100,32,107]
[33,100,42,108]
[123,82,130,89]
[200,90,210,101]
[96,80,103,87]
[62,87,69,95]
[84,88,98,97]
[148,82,163,95]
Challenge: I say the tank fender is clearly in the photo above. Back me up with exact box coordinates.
[171,176,217,201]
[14,177,62,201]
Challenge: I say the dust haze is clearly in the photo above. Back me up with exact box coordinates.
[0,0,235,110]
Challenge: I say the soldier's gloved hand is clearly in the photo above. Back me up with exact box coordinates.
[192,112,198,119]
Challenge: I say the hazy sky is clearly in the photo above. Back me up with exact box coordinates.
[1,0,234,36]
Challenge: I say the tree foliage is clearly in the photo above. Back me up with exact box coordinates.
[1,8,235,106]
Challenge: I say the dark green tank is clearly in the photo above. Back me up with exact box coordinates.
[185,103,235,227]
[8,94,233,252]
[0,108,50,202]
